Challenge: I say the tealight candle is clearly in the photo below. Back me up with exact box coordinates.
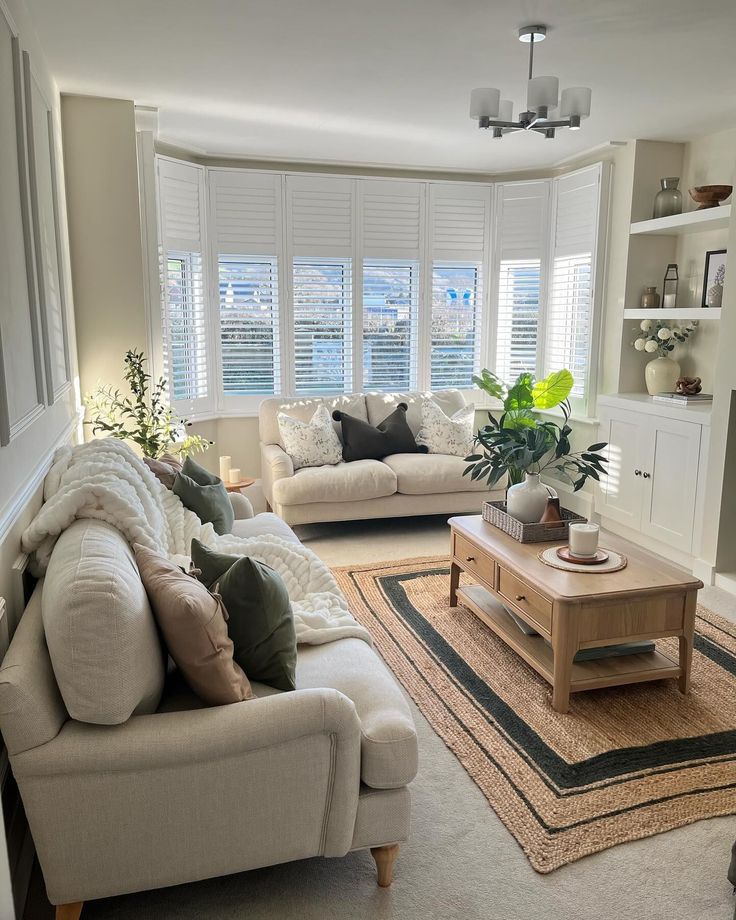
[219,455,232,481]
[568,522,599,558]
[228,468,242,484]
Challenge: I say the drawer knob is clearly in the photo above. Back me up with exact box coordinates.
[466,556,475,562]
[515,594,526,602]
[643,472,650,479]
[634,469,642,476]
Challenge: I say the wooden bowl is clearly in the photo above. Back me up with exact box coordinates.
[688,185,733,210]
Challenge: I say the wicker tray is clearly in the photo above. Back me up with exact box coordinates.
[482,500,586,544]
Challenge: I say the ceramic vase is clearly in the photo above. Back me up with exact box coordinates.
[653,177,683,219]
[640,286,660,309]
[645,355,681,396]
[506,473,552,524]
[706,283,723,308]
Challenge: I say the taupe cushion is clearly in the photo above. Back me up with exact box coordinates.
[42,520,164,725]
[272,460,397,506]
[365,389,466,436]
[143,453,183,489]
[297,638,418,789]
[382,452,491,494]
[135,545,253,706]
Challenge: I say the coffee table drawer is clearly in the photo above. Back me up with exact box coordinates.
[454,534,495,587]
[498,567,552,633]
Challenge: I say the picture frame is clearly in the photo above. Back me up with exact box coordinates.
[702,248,727,308]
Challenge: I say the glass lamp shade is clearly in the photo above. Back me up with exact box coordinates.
[527,76,559,112]
[497,99,513,122]
[560,86,592,119]
[469,87,500,120]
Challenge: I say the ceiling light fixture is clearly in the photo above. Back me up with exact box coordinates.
[469,25,592,139]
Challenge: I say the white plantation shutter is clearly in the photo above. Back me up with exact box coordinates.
[210,171,282,400]
[286,176,354,394]
[360,180,423,390]
[428,184,490,389]
[156,159,210,412]
[545,164,602,400]
[494,180,548,382]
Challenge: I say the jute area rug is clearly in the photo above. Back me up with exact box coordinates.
[332,556,736,873]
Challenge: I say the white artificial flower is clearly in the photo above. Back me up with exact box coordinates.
[657,327,671,340]
[644,340,658,353]
[640,320,653,332]
[634,338,645,351]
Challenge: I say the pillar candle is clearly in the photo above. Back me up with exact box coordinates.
[568,523,599,558]
[219,455,232,481]
[228,468,241,484]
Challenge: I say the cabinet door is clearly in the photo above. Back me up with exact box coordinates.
[595,409,645,529]
[640,417,701,553]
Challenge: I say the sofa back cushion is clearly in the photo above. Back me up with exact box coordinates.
[259,394,368,447]
[42,520,165,725]
[365,390,466,437]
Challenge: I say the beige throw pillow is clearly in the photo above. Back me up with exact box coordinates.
[143,453,183,490]
[134,545,253,706]
[277,405,343,469]
[416,398,475,457]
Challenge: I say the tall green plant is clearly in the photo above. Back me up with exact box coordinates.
[84,350,212,459]
[464,368,607,491]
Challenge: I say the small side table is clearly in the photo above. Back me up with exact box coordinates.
[224,478,255,493]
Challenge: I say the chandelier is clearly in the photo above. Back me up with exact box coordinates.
[469,26,592,139]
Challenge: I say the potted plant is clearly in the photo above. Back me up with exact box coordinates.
[85,349,212,459]
[632,319,698,396]
[464,368,607,523]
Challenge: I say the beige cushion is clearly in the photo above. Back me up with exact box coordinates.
[42,520,164,725]
[134,545,253,706]
[365,390,466,436]
[143,453,182,489]
[277,405,343,469]
[297,638,418,789]
[259,394,368,447]
[273,460,397,506]
[382,452,490,494]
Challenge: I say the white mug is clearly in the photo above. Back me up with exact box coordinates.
[568,522,599,558]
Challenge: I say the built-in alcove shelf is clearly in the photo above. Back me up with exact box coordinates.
[623,308,722,320]
[630,205,731,236]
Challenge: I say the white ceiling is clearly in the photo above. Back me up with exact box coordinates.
[26,0,736,173]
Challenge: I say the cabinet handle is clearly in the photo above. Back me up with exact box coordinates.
[466,556,475,562]
[634,469,642,476]
[643,472,650,479]
[515,594,526,602]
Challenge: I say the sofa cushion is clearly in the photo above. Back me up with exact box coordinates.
[173,472,235,535]
[382,452,491,494]
[416,398,475,457]
[272,460,397,506]
[296,638,418,789]
[365,390,466,437]
[143,453,182,489]
[277,405,343,470]
[42,520,165,725]
[333,403,427,462]
[259,394,368,448]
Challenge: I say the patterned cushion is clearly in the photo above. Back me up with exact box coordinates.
[277,405,343,470]
[416,399,475,457]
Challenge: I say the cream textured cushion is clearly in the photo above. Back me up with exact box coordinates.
[416,398,475,457]
[42,520,165,725]
[273,460,397,506]
[260,394,368,448]
[365,390,465,437]
[277,405,343,470]
[382,452,489,495]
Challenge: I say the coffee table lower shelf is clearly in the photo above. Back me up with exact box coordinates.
[457,584,682,697]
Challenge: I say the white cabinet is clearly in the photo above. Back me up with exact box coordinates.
[596,397,707,556]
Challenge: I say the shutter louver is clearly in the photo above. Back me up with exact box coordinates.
[287,175,353,258]
[494,181,548,383]
[360,180,423,260]
[545,165,601,399]
[211,171,281,255]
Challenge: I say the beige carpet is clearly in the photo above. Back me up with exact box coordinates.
[30,516,736,920]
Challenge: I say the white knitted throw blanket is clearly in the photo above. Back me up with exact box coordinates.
[21,439,371,647]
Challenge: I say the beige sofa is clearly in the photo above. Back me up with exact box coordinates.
[259,389,505,525]
[0,508,417,918]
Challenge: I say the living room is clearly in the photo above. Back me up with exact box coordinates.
[0,0,735,917]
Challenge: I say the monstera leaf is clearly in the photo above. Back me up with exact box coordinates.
[472,369,505,401]
[532,369,574,409]
[505,373,534,411]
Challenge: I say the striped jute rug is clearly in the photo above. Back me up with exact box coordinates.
[333,556,736,873]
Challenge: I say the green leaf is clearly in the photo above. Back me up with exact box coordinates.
[472,369,505,401]
[504,373,534,412]
[531,369,574,409]
[587,442,607,452]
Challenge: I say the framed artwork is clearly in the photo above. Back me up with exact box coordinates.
[702,249,727,308]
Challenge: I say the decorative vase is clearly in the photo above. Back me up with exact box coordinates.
[506,473,552,524]
[540,496,564,526]
[640,286,660,309]
[645,355,681,396]
[653,177,683,219]
[706,283,723,308]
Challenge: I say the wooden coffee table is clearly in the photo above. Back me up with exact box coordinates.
[449,515,702,713]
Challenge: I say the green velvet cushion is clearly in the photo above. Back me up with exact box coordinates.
[181,454,220,486]
[332,403,428,462]
[173,473,234,536]
[190,539,297,691]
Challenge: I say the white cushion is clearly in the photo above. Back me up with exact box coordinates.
[273,460,397,506]
[382,452,490,495]
[259,394,368,447]
[42,520,165,725]
[365,390,466,437]
[277,405,343,470]
[416,398,475,457]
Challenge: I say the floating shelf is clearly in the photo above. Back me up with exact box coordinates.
[630,205,731,236]
[624,308,722,320]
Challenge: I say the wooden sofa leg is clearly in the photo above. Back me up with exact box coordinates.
[371,843,399,887]
[56,902,83,920]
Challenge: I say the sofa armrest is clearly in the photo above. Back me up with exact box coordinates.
[228,491,254,520]
[260,442,294,505]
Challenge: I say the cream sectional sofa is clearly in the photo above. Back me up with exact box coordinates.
[260,389,505,525]
[0,506,417,916]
